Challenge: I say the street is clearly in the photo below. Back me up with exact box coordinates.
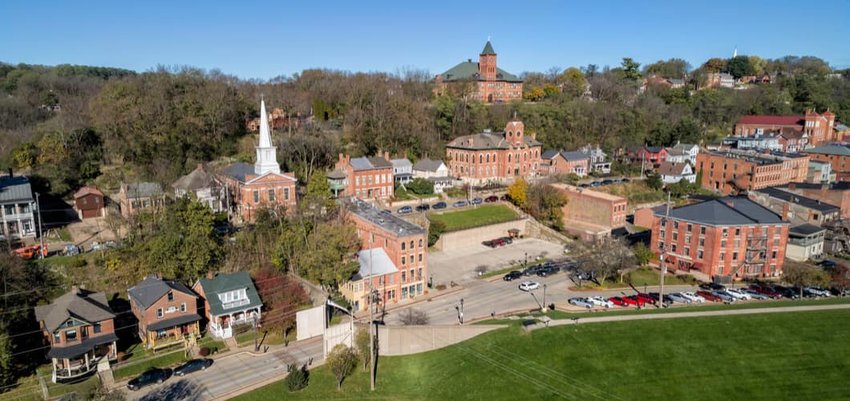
[125,337,324,401]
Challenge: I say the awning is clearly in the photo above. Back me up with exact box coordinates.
[47,332,118,359]
[147,314,202,331]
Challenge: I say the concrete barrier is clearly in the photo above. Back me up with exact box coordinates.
[376,324,506,356]
[434,219,527,251]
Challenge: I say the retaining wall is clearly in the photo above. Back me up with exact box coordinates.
[376,324,506,356]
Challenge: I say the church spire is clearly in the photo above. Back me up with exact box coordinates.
[254,97,280,175]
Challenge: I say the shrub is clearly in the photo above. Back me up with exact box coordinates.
[198,347,210,357]
[285,363,310,392]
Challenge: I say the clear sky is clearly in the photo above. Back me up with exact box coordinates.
[2,0,849,80]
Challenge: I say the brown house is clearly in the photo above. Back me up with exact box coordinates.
[118,182,166,219]
[328,153,395,201]
[73,186,105,219]
[128,274,202,350]
[34,287,118,383]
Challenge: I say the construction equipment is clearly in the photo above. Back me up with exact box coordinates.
[11,244,48,260]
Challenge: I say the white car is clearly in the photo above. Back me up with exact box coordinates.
[805,287,831,297]
[668,293,691,304]
[680,292,706,303]
[587,296,614,308]
[568,297,594,309]
[518,281,541,292]
[725,288,751,300]
[742,289,769,300]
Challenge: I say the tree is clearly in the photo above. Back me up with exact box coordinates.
[252,267,310,336]
[702,58,727,73]
[524,184,568,229]
[428,219,446,247]
[354,327,372,369]
[297,219,360,291]
[303,170,335,211]
[285,364,309,392]
[783,262,830,298]
[399,308,429,325]
[507,178,528,208]
[645,174,663,191]
[406,178,434,195]
[829,263,850,293]
[644,58,691,79]
[576,238,635,285]
[0,329,13,388]
[326,344,358,390]
[727,56,755,79]
[558,67,587,98]
[620,58,642,81]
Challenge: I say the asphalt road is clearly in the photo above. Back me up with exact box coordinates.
[125,337,324,401]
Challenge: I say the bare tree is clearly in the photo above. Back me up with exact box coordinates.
[399,308,430,325]
[575,237,635,285]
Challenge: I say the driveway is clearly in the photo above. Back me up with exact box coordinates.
[429,238,565,285]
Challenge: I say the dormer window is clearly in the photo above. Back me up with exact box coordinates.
[219,288,249,309]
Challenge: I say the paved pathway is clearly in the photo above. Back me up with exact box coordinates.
[537,303,850,330]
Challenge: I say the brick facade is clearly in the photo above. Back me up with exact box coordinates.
[696,151,809,195]
[551,183,627,235]
[434,41,523,103]
[734,110,836,146]
[333,154,394,201]
[446,120,542,184]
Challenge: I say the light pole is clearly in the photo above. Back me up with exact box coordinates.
[659,191,671,309]
[524,252,528,266]
[543,284,547,311]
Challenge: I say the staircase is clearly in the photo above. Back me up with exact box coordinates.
[224,335,239,350]
[96,357,114,388]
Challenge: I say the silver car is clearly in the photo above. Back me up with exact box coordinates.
[568,297,594,309]
[668,293,691,304]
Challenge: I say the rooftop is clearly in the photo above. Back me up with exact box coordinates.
[353,247,398,280]
[752,187,840,213]
[446,130,541,150]
[657,161,691,176]
[390,158,412,169]
[703,150,786,165]
[73,186,103,199]
[550,183,626,203]
[35,288,115,333]
[195,271,262,316]
[738,115,804,126]
[128,274,196,310]
[438,59,521,83]
[350,156,393,171]
[789,224,826,237]
[123,182,163,198]
[220,162,255,183]
[802,144,850,157]
[0,175,34,203]
[173,164,220,191]
[346,199,426,237]
[413,158,445,172]
[656,196,786,226]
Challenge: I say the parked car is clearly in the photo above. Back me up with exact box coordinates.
[127,368,170,390]
[830,287,850,296]
[471,197,483,205]
[523,265,545,276]
[772,285,800,299]
[536,265,558,277]
[518,281,541,292]
[668,293,691,304]
[712,291,736,303]
[601,179,614,185]
[568,297,594,309]
[699,282,726,291]
[452,200,468,208]
[608,296,628,307]
[636,293,656,305]
[62,244,81,256]
[174,359,212,377]
[415,204,430,212]
[500,236,513,245]
[587,296,614,308]
[483,238,507,248]
[819,260,837,268]
[680,292,706,303]
[503,271,522,281]
[749,284,783,299]
[432,202,447,210]
[397,206,413,214]
[696,290,721,302]
[572,270,596,281]
[741,289,769,300]
[485,195,499,203]
[805,287,832,297]
[725,288,751,300]
[499,194,509,201]
[11,244,48,260]
[623,295,646,307]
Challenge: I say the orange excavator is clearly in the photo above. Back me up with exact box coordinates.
[11,244,48,260]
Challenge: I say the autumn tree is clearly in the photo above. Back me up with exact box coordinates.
[507,178,528,208]
[558,67,587,98]
[297,219,360,292]
[327,344,359,390]
[783,261,831,298]
[524,184,568,229]
[252,267,310,337]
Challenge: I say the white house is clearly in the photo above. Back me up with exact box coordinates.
[412,158,449,179]
[786,224,825,262]
[172,164,227,213]
[665,143,699,165]
[658,161,696,184]
[427,176,455,194]
[579,145,611,174]
[0,173,37,240]
[193,272,262,339]
[390,158,413,185]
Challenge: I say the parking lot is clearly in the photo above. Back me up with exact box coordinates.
[428,238,565,285]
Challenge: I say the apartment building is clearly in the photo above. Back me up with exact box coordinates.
[329,153,394,201]
[696,150,809,194]
[734,110,836,146]
[802,144,850,182]
[550,183,627,241]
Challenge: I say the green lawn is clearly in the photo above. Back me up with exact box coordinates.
[112,350,188,380]
[428,204,519,232]
[236,308,850,401]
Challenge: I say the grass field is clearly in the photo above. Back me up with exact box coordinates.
[428,204,519,232]
[235,308,850,401]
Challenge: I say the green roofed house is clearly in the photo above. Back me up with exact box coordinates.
[192,272,262,339]
[434,40,523,103]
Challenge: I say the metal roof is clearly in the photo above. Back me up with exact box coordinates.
[657,196,785,226]
[412,158,446,172]
[349,156,393,172]
[347,199,426,237]
[789,224,826,237]
[221,162,255,183]
[0,175,34,203]
[753,187,840,213]
[124,182,163,199]
[47,332,118,359]
[353,247,398,280]
[390,159,412,169]
[802,144,850,157]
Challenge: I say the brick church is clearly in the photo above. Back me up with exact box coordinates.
[434,41,523,103]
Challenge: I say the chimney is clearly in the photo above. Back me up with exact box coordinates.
[781,203,790,221]
[206,271,215,280]
[384,151,390,161]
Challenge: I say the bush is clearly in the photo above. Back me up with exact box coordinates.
[406,178,434,195]
[428,220,446,247]
[286,363,309,392]
[198,347,210,357]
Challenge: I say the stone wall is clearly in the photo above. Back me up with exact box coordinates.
[434,219,528,251]
[376,324,506,356]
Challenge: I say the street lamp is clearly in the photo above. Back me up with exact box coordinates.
[524,252,528,266]
[543,284,547,311]
[455,298,465,325]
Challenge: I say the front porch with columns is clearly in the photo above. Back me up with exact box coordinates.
[208,307,261,339]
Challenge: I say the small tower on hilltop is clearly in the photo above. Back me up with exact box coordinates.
[479,40,497,81]
[254,98,281,175]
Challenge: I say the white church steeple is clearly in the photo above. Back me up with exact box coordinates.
[254,97,281,175]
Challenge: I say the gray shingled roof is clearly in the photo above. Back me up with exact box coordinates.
[560,151,589,162]
[447,131,541,150]
[196,272,262,316]
[35,288,115,333]
[125,182,163,199]
[391,159,412,169]
[413,158,445,172]
[803,144,850,156]
[0,175,34,203]
[128,275,196,310]
[438,61,522,83]
[172,165,220,191]
[221,162,255,183]
[657,196,785,226]
[658,161,691,176]
[753,187,840,213]
[349,156,393,171]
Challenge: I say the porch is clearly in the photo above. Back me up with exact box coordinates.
[142,314,202,350]
[49,336,117,383]
[209,307,261,339]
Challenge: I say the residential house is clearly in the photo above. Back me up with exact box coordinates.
[118,182,165,219]
[802,144,850,182]
[128,274,202,350]
[428,176,455,194]
[328,153,394,201]
[219,100,298,221]
[0,173,37,239]
[172,164,227,213]
[579,145,612,174]
[778,129,810,153]
[391,158,413,185]
[434,41,523,103]
[34,287,117,383]
[446,120,542,185]
[628,146,668,170]
[412,158,449,179]
[658,161,696,184]
[807,160,833,184]
[721,135,783,153]
[786,224,826,262]
[706,72,735,89]
[665,143,700,165]
[834,123,850,142]
[539,150,590,177]
[748,187,840,226]
[193,272,262,339]
[340,199,428,312]
[550,183,627,241]
[646,196,789,281]
[734,110,836,146]
[695,150,809,195]
[73,186,105,220]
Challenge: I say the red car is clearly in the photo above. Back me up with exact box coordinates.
[696,290,721,302]
[636,293,656,305]
[750,285,783,299]
[608,297,628,307]
[623,295,646,307]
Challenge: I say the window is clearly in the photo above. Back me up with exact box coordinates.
[687,224,692,232]
[699,238,705,247]
[733,252,738,260]
[772,251,777,258]
[418,253,423,262]
[418,268,423,280]
[180,302,186,313]
[402,256,406,266]
[401,271,406,282]
[735,228,741,236]
[53,333,61,343]
[284,188,290,200]
[268,189,276,202]
[93,322,102,334]
[697,250,704,259]
[671,245,677,253]
[253,190,259,203]
[419,239,423,248]
[167,291,174,301]
[167,306,177,313]
[65,329,77,341]
[410,240,414,249]
[157,308,163,318]
[672,232,678,241]
[721,240,726,248]
[720,252,725,261]
[684,247,690,256]
[402,242,406,250]
[674,221,679,229]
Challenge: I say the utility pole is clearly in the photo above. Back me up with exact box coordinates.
[368,238,376,391]
[543,284,547,310]
[35,192,45,259]
[659,191,671,308]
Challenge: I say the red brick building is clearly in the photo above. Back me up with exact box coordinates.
[539,150,590,177]
[646,197,789,281]
[734,110,836,146]
[73,186,105,220]
[434,41,523,103]
[128,274,202,350]
[782,182,850,219]
[628,146,668,170]
[446,120,542,184]
[696,150,809,195]
[802,144,850,182]
[550,183,627,241]
[329,153,394,201]
[340,200,428,313]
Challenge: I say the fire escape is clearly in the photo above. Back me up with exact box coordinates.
[735,233,769,278]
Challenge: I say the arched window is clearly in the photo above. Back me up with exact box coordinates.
[486,154,490,163]
[410,240,414,249]
[402,242,406,250]
[479,154,483,163]
[508,131,513,137]
[508,154,512,162]
[465,154,469,163]
[419,239,423,247]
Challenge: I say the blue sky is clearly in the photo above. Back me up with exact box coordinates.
[2,0,849,79]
